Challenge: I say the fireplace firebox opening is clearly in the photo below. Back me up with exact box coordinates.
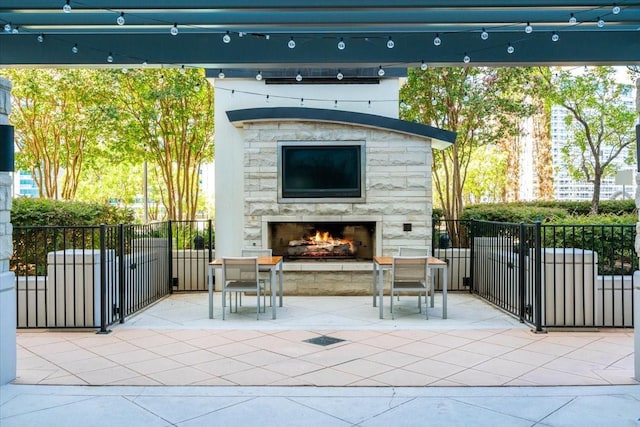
[268,221,375,261]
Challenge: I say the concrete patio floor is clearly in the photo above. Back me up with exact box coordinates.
[14,293,636,388]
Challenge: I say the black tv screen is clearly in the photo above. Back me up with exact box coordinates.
[280,144,363,199]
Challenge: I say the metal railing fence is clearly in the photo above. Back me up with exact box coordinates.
[12,220,214,330]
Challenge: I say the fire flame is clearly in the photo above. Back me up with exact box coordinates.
[309,230,354,252]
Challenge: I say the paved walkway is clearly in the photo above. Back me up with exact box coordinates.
[13,294,636,387]
[4,293,638,426]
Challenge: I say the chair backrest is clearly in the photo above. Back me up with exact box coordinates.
[392,256,429,283]
[398,247,431,257]
[241,248,272,258]
[222,257,259,282]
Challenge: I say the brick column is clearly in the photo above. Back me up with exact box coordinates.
[0,77,15,385]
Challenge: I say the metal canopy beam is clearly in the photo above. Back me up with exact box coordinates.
[1,1,639,68]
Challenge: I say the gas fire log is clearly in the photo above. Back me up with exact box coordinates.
[287,243,352,257]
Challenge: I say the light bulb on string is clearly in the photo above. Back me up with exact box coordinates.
[551,32,559,42]
[334,100,338,108]
[71,43,78,53]
[117,12,125,26]
[337,37,346,50]
[300,98,304,107]
[420,60,428,71]
[218,69,225,78]
[377,66,385,77]
[3,23,11,33]
[37,34,44,43]
[463,53,470,63]
[336,70,344,80]
[597,17,605,27]
[524,22,533,33]
[295,72,302,82]
[63,1,71,13]
[433,33,441,46]
[11,26,18,34]
[266,95,270,104]
[613,4,621,14]
[256,71,263,81]
[507,43,515,54]
[288,37,296,49]
[179,65,186,74]
[223,31,231,43]
[107,53,114,63]
[368,100,371,109]
[431,98,437,106]
[386,36,395,49]
[569,13,577,24]
[170,23,179,36]
[480,28,489,40]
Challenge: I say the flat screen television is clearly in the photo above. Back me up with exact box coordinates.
[278,142,365,202]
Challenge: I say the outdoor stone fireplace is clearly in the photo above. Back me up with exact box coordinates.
[212,76,454,295]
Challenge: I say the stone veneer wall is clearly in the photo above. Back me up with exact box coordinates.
[0,77,15,384]
[241,120,433,295]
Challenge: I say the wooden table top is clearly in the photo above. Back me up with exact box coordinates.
[210,256,283,266]
[373,256,447,267]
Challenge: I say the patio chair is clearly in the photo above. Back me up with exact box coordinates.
[241,248,272,309]
[390,256,430,320]
[398,247,431,256]
[222,257,261,320]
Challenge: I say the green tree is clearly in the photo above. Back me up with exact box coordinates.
[1,69,108,200]
[538,67,636,214]
[400,67,533,229]
[106,68,214,220]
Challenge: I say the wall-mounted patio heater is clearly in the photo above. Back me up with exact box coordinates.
[0,124,14,172]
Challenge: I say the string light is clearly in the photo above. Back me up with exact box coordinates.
[71,43,78,53]
[179,65,186,74]
[386,36,395,49]
[551,32,559,42]
[597,17,605,27]
[377,66,385,76]
[569,13,577,24]
[223,31,231,43]
[255,70,262,81]
[433,33,441,46]
[300,98,304,106]
[480,28,489,40]
[420,60,428,71]
[117,12,125,26]
[507,43,515,54]
[336,70,344,80]
[524,22,533,33]
[3,23,11,33]
[337,37,346,50]
[107,52,114,63]
[288,37,296,48]
[11,26,19,34]
[334,100,338,108]
[218,69,225,78]
[37,33,44,42]
[368,100,371,109]
[170,23,179,36]
[463,53,470,63]
[266,94,270,103]
[295,72,302,82]
[63,1,71,13]
[612,4,621,14]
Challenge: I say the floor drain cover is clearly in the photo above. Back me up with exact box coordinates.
[304,335,345,346]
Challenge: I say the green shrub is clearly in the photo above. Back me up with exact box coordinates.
[459,204,568,223]
[11,198,134,226]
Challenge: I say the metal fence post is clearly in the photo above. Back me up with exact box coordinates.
[518,222,526,323]
[167,220,173,294]
[534,221,544,332]
[118,223,125,324]
[469,220,476,293]
[97,224,109,334]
